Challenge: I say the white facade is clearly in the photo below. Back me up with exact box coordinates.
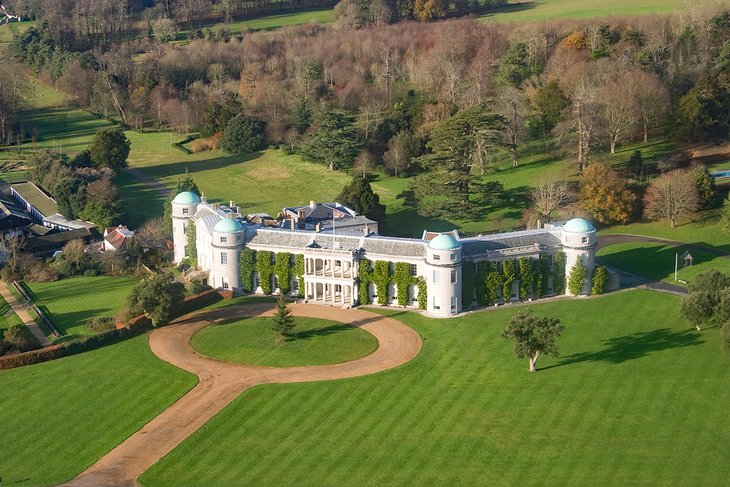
[172,191,599,318]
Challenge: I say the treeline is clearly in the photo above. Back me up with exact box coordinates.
[26,128,131,228]
[2,0,505,51]
[10,5,730,221]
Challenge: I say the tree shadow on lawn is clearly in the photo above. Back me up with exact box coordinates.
[541,328,704,370]
[142,151,264,179]
[50,308,110,334]
[291,322,355,341]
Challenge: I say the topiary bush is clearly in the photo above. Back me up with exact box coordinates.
[256,250,274,294]
[591,265,609,295]
[358,258,372,305]
[568,257,588,296]
[502,259,516,303]
[373,260,391,306]
[274,252,292,295]
[240,248,256,292]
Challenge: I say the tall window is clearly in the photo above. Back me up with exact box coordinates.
[222,278,228,290]
[433,270,440,283]
[451,296,457,312]
[220,252,228,264]
[409,264,417,277]
[450,270,457,284]
[433,297,440,310]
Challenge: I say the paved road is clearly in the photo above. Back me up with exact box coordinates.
[0,280,50,347]
[63,303,422,487]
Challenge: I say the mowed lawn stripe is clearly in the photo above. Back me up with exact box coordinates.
[25,276,137,338]
[140,291,730,486]
[0,335,195,486]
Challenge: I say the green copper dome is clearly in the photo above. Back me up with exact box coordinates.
[563,218,595,233]
[172,191,201,205]
[429,233,462,250]
[214,218,244,233]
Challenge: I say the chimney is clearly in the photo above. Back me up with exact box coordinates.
[200,192,207,204]
[536,219,543,229]
[315,222,321,232]
[298,209,306,219]
[363,224,369,235]
[290,219,295,230]
[229,200,235,207]
[310,200,316,209]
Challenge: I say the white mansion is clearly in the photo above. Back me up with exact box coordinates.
[171,191,599,318]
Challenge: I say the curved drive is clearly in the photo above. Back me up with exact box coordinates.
[62,303,422,487]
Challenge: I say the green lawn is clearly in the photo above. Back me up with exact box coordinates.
[597,242,730,286]
[482,0,700,23]
[0,294,23,330]
[599,210,730,252]
[0,334,196,486]
[124,144,353,226]
[18,106,113,154]
[0,24,12,43]
[211,8,334,34]
[25,276,138,339]
[141,290,730,486]
[191,316,378,367]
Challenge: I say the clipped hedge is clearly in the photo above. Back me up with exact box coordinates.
[0,289,224,371]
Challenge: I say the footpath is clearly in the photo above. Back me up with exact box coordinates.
[0,280,51,347]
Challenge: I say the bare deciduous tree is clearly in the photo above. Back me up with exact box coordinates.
[644,169,700,227]
[530,175,574,222]
[495,86,529,167]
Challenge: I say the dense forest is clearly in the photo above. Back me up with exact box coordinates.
[4,1,730,223]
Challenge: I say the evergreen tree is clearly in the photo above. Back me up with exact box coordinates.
[336,176,387,224]
[272,295,296,340]
[293,98,312,133]
[721,193,730,233]
[89,127,131,173]
[411,105,505,218]
[301,110,362,171]
[220,114,266,154]
[692,164,717,209]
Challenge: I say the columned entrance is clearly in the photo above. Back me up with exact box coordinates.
[305,280,354,306]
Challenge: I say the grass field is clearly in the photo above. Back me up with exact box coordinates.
[0,334,196,486]
[482,0,698,23]
[211,8,334,33]
[597,242,730,286]
[141,290,730,486]
[191,316,378,366]
[0,294,23,330]
[0,24,12,43]
[24,276,138,338]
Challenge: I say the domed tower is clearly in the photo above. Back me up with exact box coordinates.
[561,218,597,295]
[171,191,201,264]
[425,233,462,318]
[210,216,246,292]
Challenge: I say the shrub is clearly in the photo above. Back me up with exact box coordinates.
[86,316,116,332]
[83,269,98,277]
[568,258,588,296]
[3,325,40,352]
[220,114,266,154]
[591,265,609,295]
